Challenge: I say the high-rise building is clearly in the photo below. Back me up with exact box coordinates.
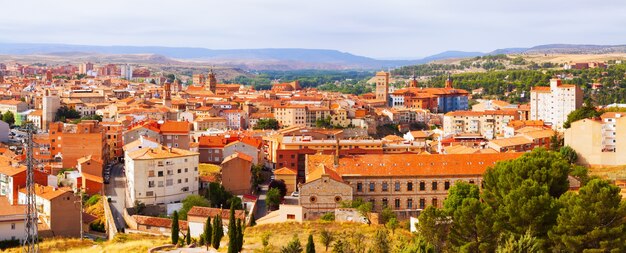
[205,69,217,94]
[120,64,133,80]
[78,62,94,74]
[375,71,390,104]
[42,89,60,131]
[530,79,583,131]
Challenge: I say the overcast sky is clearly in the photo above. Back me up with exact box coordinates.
[0,0,624,59]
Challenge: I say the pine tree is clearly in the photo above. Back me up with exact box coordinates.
[306,234,315,253]
[204,216,213,250]
[171,211,179,245]
[370,229,389,253]
[281,235,303,253]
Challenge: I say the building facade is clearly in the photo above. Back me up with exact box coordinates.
[530,79,583,131]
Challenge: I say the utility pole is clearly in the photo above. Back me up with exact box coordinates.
[22,122,39,253]
[75,187,84,241]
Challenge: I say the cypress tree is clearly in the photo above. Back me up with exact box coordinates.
[236,218,244,252]
[228,205,237,253]
[171,211,180,245]
[306,234,315,253]
[204,215,213,250]
[212,215,223,249]
[186,226,191,245]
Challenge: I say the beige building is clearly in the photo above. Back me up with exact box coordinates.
[274,105,307,127]
[374,71,390,103]
[0,99,28,115]
[564,112,626,166]
[221,152,253,195]
[443,110,518,139]
[193,117,227,131]
[18,185,81,237]
[125,142,199,207]
[302,153,523,218]
[274,167,298,194]
[299,164,353,220]
[530,79,583,131]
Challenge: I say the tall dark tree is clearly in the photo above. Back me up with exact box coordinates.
[186,226,191,245]
[171,211,180,245]
[253,118,280,130]
[559,145,578,164]
[417,206,451,252]
[228,205,237,253]
[204,216,213,250]
[212,215,224,249]
[306,234,316,253]
[281,235,303,253]
[548,179,626,252]
[269,179,288,198]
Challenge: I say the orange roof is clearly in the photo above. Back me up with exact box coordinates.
[0,196,25,216]
[274,167,297,175]
[0,164,26,177]
[307,153,523,178]
[19,184,73,201]
[133,215,188,230]
[445,110,517,117]
[187,206,245,220]
[127,146,198,160]
[160,121,190,134]
[0,99,24,105]
[82,172,104,183]
[240,136,263,148]
[222,152,253,164]
[306,164,343,183]
[198,136,226,148]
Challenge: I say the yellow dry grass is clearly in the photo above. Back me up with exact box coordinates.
[199,163,221,176]
[589,165,626,181]
[2,234,169,253]
[240,221,412,252]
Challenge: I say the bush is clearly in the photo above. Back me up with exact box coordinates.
[0,239,21,250]
[320,212,335,221]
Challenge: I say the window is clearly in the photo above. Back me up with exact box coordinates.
[166,179,173,186]
[356,182,363,192]
[148,181,155,188]
[158,181,164,187]
[469,180,475,184]
[178,179,182,184]
[310,196,317,203]
[11,223,15,230]
[394,198,401,209]
[382,182,388,192]
[194,167,198,171]
[407,198,413,209]
[185,178,188,183]
[369,182,375,192]
[146,191,154,197]
[407,182,413,191]
[177,169,181,174]
[157,161,164,167]
[395,182,401,191]
[419,181,425,191]
[419,198,426,209]
[432,198,438,207]
[158,171,163,177]
[287,214,296,220]
[432,181,438,191]
[167,170,173,176]
[444,181,450,190]
[382,198,388,207]
[335,196,342,202]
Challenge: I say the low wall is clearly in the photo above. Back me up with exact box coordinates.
[102,196,118,240]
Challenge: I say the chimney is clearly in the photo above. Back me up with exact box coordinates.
[334,137,340,168]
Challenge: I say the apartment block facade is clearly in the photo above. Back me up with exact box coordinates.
[530,79,583,131]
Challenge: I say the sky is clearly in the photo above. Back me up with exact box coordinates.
[0,0,625,59]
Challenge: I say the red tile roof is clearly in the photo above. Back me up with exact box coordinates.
[160,121,190,134]
[133,215,188,230]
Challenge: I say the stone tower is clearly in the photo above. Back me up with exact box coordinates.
[409,74,418,88]
[206,68,217,94]
[445,73,453,89]
[375,71,389,103]
[163,81,172,107]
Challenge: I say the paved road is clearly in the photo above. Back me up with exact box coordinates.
[105,162,127,231]
[255,184,268,219]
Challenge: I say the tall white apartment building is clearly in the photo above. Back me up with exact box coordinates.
[530,79,583,132]
[124,139,199,207]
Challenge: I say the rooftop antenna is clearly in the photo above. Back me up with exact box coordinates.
[22,122,39,252]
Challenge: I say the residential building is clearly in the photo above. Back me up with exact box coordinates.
[274,105,307,127]
[125,142,199,207]
[197,135,226,164]
[193,117,227,131]
[0,196,25,241]
[221,152,253,195]
[275,167,298,194]
[223,139,262,165]
[160,121,191,150]
[564,112,626,166]
[443,110,519,139]
[220,110,248,130]
[0,99,28,115]
[18,185,81,237]
[530,79,583,131]
[299,164,353,219]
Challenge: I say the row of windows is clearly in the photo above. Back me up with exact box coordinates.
[148,167,197,177]
[356,180,475,192]
[368,197,438,209]
[148,177,195,188]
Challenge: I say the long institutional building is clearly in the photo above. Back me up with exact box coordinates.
[299,152,523,219]
[530,79,583,131]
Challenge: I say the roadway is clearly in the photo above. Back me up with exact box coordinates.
[105,162,127,231]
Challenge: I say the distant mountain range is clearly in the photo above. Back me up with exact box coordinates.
[0,43,625,70]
